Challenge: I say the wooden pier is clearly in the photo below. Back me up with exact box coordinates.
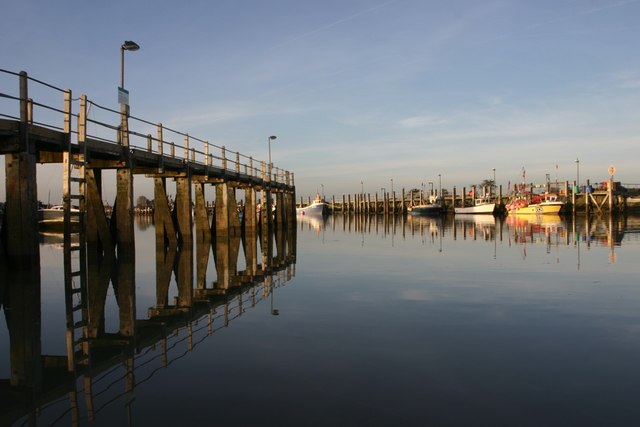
[0,69,298,425]
[1,70,296,259]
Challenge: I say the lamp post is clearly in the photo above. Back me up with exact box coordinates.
[428,181,433,195]
[390,179,394,195]
[268,135,277,167]
[321,184,324,199]
[120,40,140,89]
[492,168,496,193]
[438,174,442,197]
[575,158,580,193]
[119,41,139,146]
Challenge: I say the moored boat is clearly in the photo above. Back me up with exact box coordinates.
[408,195,444,216]
[38,205,80,231]
[297,195,329,216]
[505,193,564,215]
[454,194,496,215]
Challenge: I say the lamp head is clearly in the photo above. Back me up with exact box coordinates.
[269,135,277,141]
[122,40,140,51]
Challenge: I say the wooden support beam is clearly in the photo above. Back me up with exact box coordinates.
[194,182,210,245]
[153,177,178,246]
[244,187,257,231]
[115,168,135,246]
[85,169,114,252]
[176,177,193,245]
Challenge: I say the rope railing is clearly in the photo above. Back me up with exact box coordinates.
[0,69,294,186]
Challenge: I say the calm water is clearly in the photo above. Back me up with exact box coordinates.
[2,214,640,426]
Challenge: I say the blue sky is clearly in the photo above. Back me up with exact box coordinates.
[1,0,639,201]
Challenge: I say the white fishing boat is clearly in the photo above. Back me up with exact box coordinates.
[454,193,496,215]
[297,194,329,216]
[38,205,80,231]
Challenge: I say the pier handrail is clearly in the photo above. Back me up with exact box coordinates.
[0,69,293,185]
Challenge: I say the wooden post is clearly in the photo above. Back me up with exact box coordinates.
[245,187,257,231]
[572,180,576,215]
[375,193,379,215]
[194,182,210,244]
[608,178,614,213]
[153,177,177,246]
[585,179,590,216]
[4,71,39,258]
[157,123,164,156]
[176,177,193,244]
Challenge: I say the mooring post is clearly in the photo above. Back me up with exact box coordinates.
[585,179,591,216]
[608,178,614,214]
[572,180,577,215]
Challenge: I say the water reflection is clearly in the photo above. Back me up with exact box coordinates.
[2,213,639,425]
[310,213,635,264]
[0,224,296,426]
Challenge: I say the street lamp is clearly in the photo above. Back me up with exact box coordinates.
[119,40,139,147]
[268,135,277,167]
[321,183,324,199]
[428,181,433,195]
[361,180,364,195]
[438,174,442,197]
[120,40,140,89]
[390,178,394,195]
[575,158,580,193]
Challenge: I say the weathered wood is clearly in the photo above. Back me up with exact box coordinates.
[215,182,241,237]
[85,169,113,251]
[244,187,257,231]
[153,177,178,246]
[176,177,193,244]
[115,169,135,246]
[194,182,209,244]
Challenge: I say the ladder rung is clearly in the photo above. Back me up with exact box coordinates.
[72,304,83,312]
[69,195,85,200]
[70,177,85,183]
[70,287,82,294]
[70,245,81,251]
[70,160,85,166]
[74,320,86,328]
[71,270,82,277]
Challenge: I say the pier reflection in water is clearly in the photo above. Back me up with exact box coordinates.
[2,214,640,425]
[0,219,296,427]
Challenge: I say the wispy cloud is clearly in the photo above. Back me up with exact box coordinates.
[397,114,451,129]
[268,0,398,51]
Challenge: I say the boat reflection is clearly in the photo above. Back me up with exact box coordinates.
[454,214,497,241]
[298,212,634,261]
[298,213,328,236]
[505,214,566,245]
